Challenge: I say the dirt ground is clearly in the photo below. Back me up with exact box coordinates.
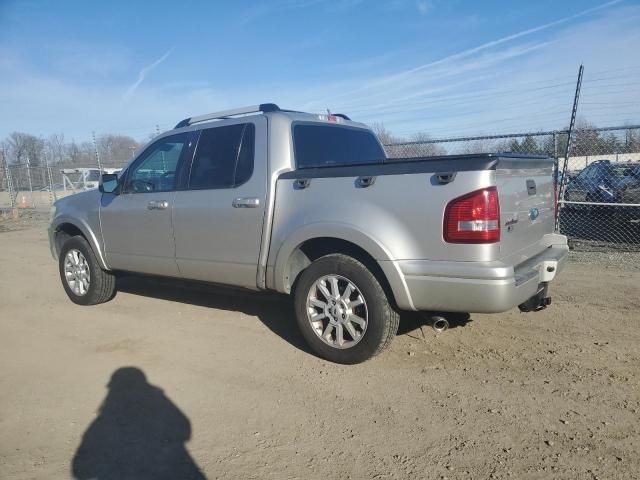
[1,212,639,480]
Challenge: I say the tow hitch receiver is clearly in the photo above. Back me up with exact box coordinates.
[519,284,551,312]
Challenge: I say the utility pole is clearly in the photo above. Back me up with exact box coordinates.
[556,64,584,229]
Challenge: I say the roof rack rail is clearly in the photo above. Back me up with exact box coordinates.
[174,103,280,129]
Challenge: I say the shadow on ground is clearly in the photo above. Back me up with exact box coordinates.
[72,367,206,480]
[116,274,473,357]
[116,274,313,355]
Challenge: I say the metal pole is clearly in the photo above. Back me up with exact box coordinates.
[552,132,559,216]
[26,156,35,208]
[156,125,166,170]
[43,151,57,204]
[556,64,584,230]
[92,131,103,172]
[2,149,17,212]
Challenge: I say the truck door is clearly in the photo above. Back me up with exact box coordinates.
[172,117,268,288]
[100,132,195,277]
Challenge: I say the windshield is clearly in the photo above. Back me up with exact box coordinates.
[293,124,386,168]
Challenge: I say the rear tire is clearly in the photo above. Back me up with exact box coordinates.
[59,236,116,305]
[294,254,399,364]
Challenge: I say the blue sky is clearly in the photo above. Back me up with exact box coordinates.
[1,0,639,141]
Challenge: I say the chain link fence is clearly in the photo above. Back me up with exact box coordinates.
[0,155,127,211]
[559,126,640,249]
[385,125,640,250]
[0,162,61,211]
[3,125,639,250]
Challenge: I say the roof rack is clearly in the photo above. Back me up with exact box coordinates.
[174,103,280,129]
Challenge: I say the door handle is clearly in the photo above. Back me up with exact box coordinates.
[232,197,260,208]
[147,200,169,210]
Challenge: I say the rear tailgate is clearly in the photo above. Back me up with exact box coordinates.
[496,156,556,259]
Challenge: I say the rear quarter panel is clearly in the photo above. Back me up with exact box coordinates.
[268,169,499,274]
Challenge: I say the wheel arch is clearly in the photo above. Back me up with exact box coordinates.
[51,217,109,270]
[269,224,415,310]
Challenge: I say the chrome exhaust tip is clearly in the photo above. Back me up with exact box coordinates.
[431,315,449,333]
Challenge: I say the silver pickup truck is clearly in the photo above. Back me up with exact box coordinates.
[49,103,568,364]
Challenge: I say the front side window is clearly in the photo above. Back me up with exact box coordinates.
[188,123,255,190]
[293,124,385,169]
[125,133,190,193]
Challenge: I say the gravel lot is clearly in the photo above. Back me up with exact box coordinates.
[1,212,639,479]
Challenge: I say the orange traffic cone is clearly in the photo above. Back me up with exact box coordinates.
[19,195,28,209]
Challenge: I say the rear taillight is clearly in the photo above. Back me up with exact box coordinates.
[443,187,500,243]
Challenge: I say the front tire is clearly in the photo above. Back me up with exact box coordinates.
[294,254,399,364]
[59,236,116,305]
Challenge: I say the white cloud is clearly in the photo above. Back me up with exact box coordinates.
[123,47,174,102]
[314,0,625,107]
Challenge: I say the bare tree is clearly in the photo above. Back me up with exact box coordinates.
[3,132,45,165]
[406,132,446,156]
[46,133,67,164]
[96,134,140,166]
[370,122,398,145]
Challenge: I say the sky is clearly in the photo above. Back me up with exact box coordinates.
[0,0,639,142]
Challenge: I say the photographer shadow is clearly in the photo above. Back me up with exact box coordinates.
[72,367,205,480]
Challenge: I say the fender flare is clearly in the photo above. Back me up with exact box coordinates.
[269,222,416,310]
[50,215,109,270]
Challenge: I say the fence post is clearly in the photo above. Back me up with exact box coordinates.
[2,150,17,216]
[92,131,103,173]
[26,157,35,208]
[43,151,57,205]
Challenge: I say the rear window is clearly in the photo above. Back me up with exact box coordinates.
[293,124,385,168]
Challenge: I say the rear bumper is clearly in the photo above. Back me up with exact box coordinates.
[392,235,569,313]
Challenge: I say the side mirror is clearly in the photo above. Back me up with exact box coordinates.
[99,173,120,194]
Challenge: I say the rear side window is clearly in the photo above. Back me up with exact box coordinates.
[293,124,385,168]
[188,123,255,189]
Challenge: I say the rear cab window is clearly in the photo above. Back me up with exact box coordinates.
[293,123,385,169]
[188,123,255,189]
